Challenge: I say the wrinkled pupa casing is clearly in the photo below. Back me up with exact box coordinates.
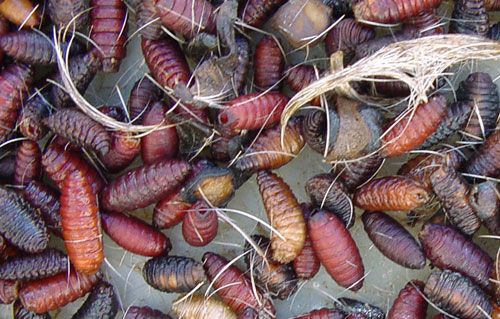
[336,297,385,319]
[305,173,354,228]
[457,72,499,140]
[244,235,299,300]
[430,165,481,235]
[449,0,489,37]
[234,118,305,173]
[0,187,48,253]
[257,171,306,263]
[470,182,500,235]
[0,63,33,143]
[354,176,430,212]
[101,159,191,212]
[72,282,119,319]
[353,0,443,24]
[50,50,102,109]
[464,129,500,179]
[424,270,492,319]
[142,255,206,293]
[43,109,111,157]
[202,252,276,316]
[0,249,68,282]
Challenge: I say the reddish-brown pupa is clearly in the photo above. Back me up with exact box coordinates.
[450,0,489,36]
[101,130,141,173]
[90,0,128,72]
[354,176,430,211]
[292,204,320,280]
[137,0,162,40]
[154,0,216,39]
[430,165,481,235]
[19,269,101,314]
[464,129,500,179]
[0,279,19,304]
[142,255,206,292]
[0,0,40,28]
[101,211,171,257]
[381,95,447,158]
[419,223,493,289]
[292,308,346,319]
[218,92,289,137]
[141,102,179,164]
[182,201,218,247]
[51,50,102,109]
[0,187,49,253]
[457,72,499,140]
[293,234,320,280]
[257,171,306,263]
[128,76,162,123]
[305,173,354,228]
[334,155,384,192]
[0,31,82,65]
[60,170,103,275]
[48,0,89,31]
[97,105,141,173]
[244,235,299,300]
[14,300,51,319]
[202,252,276,316]
[308,209,365,291]
[470,182,500,235]
[240,0,287,28]
[0,63,32,143]
[72,282,118,319]
[18,93,49,141]
[285,65,319,94]
[388,281,427,319]
[44,108,111,158]
[101,158,191,212]
[0,249,67,282]
[125,306,171,319]
[142,38,191,90]
[424,270,492,319]
[42,143,104,193]
[153,191,192,229]
[352,0,443,24]
[254,36,284,91]
[234,117,305,173]
[14,140,41,187]
[324,18,375,60]
[285,64,321,105]
[362,211,425,269]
